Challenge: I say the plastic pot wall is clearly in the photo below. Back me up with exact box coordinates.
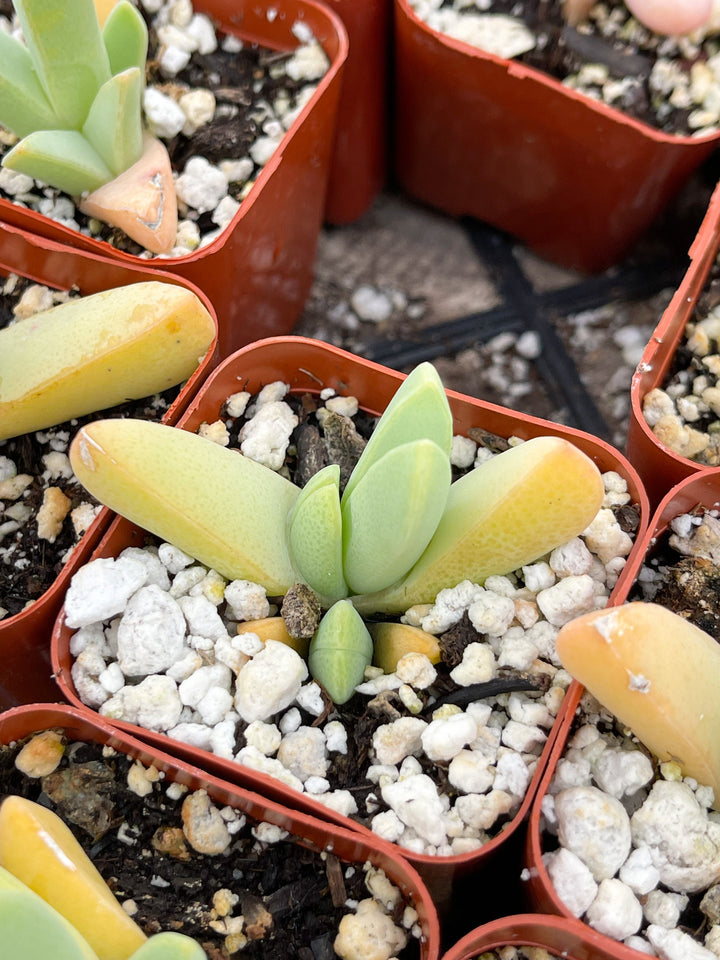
[626,180,720,511]
[0,0,348,359]
[442,914,648,960]
[323,0,391,224]
[392,0,720,274]
[51,336,650,910]
[0,702,441,960]
[0,223,219,710]
[523,469,720,959]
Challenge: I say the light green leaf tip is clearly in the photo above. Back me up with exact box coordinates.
[129,932,207,960]
[102,0,148,77]
[288,463,348,605]
[308,599,373,704]
[340,361,453,506]
[82,67,143,177]
[3,129,113,194]
[0,30,60,136]
[342,438,451,594]
[0,886,100,960]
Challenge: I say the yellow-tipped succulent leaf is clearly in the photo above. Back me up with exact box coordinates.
[0,281,215,440]
[70,419,300,594]
[353,436,605,614]
[556,602,720,807]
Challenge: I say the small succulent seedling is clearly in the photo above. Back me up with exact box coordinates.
[0,281,216,440]
[308,598,374,703]
[69,362,605,703]
[556,601,720,808]
[0,0,177,251]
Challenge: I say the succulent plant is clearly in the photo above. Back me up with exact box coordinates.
[0,0,177,251]
[68,362,606,703]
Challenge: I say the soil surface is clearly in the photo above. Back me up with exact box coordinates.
[0,730,422,960]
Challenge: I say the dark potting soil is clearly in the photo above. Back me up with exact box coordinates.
[0,730,422,960]
[0,275,180,620]
[450,0,708,136]
[0,0,324,257]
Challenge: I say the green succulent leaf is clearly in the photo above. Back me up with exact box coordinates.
[287,463,348,605]
[69,419,301,595]
[353,435,605,615]
[102,0,148,77]
[3,128,112,194]
[0,886,100,960]
[82,67,143,177]
[308,599,373,704]
[342,438,451,595]
[0,29,60,136]
[341,361,453,506]
[13,0,111,130]
[129,932,207,960]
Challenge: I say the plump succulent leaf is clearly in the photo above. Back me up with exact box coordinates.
[0,887,101,960]
[341,361,452,505]
[0,30,60,136]
[13,0,111,130]
[3,128,113,194]
[342,438,451,594]
[353,436,605,614]
[82,67,143,176]
[308,599,373,704]
[102,0,148,77]
[129,932,207,960]
[287,463,348,605]
[69,419,300,594]
[0,281,216,440]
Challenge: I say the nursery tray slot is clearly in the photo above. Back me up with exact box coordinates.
[366,218,687,441]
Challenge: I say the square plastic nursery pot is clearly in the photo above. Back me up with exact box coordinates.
[392,0,720,275]
[0,701,442,960]
[442,913,646,960]
[51,336,650,911]
[626,179,720,511]
[0,0,348,360]
[0,223,219,711]
[523,468,720,959]
[322,0,391,224]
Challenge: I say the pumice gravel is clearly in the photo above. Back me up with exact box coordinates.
[64,378,641,859]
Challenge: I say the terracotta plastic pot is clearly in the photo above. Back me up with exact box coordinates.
[626,180,720,511]
[51,336,650,914]
[392,0,720,274]
[323,0,391,224]
[523,469,720,958]
[0,701,441,960]
[442,913,646,960]
[0,223,219,710]
[0,0,348,359]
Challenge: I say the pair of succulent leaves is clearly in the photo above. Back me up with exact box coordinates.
[0,0,147,195]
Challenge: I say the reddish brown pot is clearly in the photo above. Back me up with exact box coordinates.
[442,914,645,960]
[0,0,348,359]
[323,0,391,224]
[51,336,650,911]
[0,702,441,960]
[393,0,720,274]
[0,223,219,710]
[523,469,720,958]
[626,180,720,511]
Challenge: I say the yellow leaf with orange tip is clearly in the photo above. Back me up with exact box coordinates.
[237,617,309,659]
[370,621,441,675]
[556,602,720,808]
[0,795,146,960]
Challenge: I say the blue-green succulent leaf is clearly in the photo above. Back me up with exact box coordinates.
[342,437,451,595]
[13,0,112,130]
[341,361,452,507]
[3,129,112,194]
[288,463,348,605]
[308,599,373,704]
[82,67,143,177]
[102,0,148,78]
[0,30,60,136]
